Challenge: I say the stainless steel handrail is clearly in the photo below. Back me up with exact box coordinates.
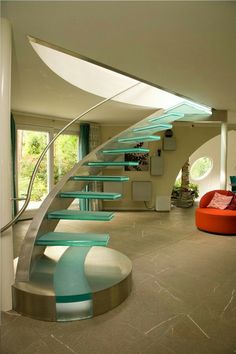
[1,82,140,233]
[11,197,27,201]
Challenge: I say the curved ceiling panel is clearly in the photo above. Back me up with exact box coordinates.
[29,37,186,110]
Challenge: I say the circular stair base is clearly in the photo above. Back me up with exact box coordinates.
[12,247,132,321]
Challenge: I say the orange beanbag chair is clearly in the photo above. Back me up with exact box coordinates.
[195,190,236,235]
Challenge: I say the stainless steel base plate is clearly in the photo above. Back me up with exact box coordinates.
[12,246,132,321]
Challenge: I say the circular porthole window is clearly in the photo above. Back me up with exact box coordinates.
[190,157,213,180]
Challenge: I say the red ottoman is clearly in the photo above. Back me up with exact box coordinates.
[195,190,236,235]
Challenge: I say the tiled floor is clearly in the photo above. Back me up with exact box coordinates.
[1,206,236,354]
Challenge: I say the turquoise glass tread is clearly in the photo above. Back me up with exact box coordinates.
[101,148,149,154]
[166,102,211,117]
[47,210,114,221]
[70,175,129,182]
[118,136,161,143]
[149,112,184,123]
[59,191,121,200]
[36,232,109,246]
[133,123,172,132]
[85,161,139,167]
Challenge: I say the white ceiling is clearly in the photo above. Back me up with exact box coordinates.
[2,1,236,124]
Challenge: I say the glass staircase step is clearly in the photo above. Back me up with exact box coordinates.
[101,148,149,154]
[47,210,114,221]
[118,136,161,143]
[166,102,211,118]
[59,191,121,200]
[70,175,129,182]
[85,161,139,167]
[149,112,184,124]
[35,232,109,246]
[133,123,172,133]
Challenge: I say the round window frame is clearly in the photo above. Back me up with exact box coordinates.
[190,157,213,181]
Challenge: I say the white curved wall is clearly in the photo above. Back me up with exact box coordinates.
[189,130,236,198]
[100,123,220,210]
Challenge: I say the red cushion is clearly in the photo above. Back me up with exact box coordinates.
[227,195,236,210]
[199,190,234,208]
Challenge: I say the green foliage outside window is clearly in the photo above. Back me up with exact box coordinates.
[18,131,78,202]
[190,157,213,180]
[18,131,48,201]
[54,134,79,184]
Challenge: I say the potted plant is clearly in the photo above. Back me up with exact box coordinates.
[171,160,199,208]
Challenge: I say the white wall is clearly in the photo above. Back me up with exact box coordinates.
[189,130,236,198]
[0,17,14,311]
[100,123,220,210]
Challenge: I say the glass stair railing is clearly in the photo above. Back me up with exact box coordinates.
[58,191,122,200]
[47,210,115,221]
[35,232,109,247]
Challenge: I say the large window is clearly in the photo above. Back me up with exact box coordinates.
[17,128,79,212]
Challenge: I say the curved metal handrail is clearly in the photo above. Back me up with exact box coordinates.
[15,103,163,282]
[0,82,140,233]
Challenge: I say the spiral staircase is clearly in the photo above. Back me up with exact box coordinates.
[12,103,210,321]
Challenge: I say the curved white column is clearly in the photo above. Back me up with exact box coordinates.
[0,18,14,311]
[220,122,228,190]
